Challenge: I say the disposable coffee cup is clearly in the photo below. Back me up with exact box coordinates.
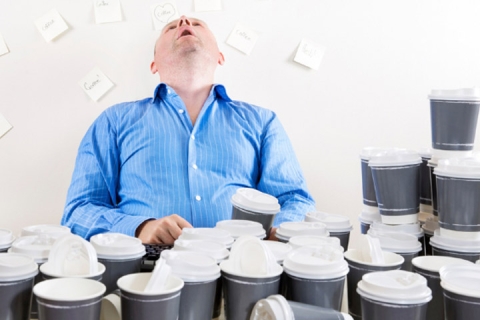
[34,278,106,320]
[275,221,329,243]
[428,156,439,216]
[262,240,292,265]
[177,227,234,249]
[440,264,480,320]
[215,219,266,240]
[360,147,385,208]
[412,256,473,320]
[283,245,349,310]
[357,207,381,235]
[220,236,283,320]
[344,248,404,320]
[434,157,480,232]
[288,235,342,251]
[21,224,71,237]
[162,250,220,320]
[250,294,353,320]
[0,253,39,320]
[231,188,280,238]
[422,216,439,256]
[304,211,352,251]
[90,233,146,295]
[369,221,425,255]
[357,270,432,320]
[367,229,422,271]
[429,87,480,151]
[100,289,121,320]
[369,149,422,225]
[117,272,184,320]
[0,228,15,252]
[429,229,480,262]
[418,148,433,207]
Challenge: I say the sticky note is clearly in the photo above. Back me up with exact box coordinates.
[93,0,123,24]
[294,39,325,70]
[34,9,69,42]
[194,0,222,12]
[0,113,13,139]
[79,67,114,102]
[226,23,259,55]
[0,33,9,56]
[151,1,180,31]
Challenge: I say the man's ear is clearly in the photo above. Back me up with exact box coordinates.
[150,61,158,74]
[218,52,225,66]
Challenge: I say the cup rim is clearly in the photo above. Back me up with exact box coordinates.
[344,249,404,267]
[34,277,106,301]
[117,272,184,296]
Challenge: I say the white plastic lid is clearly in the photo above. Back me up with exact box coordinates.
[262,241,293,264]
[434,157,480,179]
[21,224,71,237]
[430,149,474,163]
[440,264,480,298]
[173,239,229,263]
[250,295,294,320]
[412,256,473,273]
[429,229,480,253]
[357,270,432,305]
[370,221,424,239]
[304,212,352,232]
[0,229,15,249]
[283,245,349,279]
[275,222,329,241]
[0,253,39,281]
[367,230,422,254]
[90,233,145,260]
[178,228,234,248]
[288,235,342,251]
[215,220,266,239]
[429,87,480,101]
[358,208,381,224]
[422,217,439,234]
[417,148,432,159]
[359,147,406,160]
[162,250,220,282]
[368,149,422,167]
[8,234,57,263]
[231,188,280,214]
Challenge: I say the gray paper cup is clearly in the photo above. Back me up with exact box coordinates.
[412,256,473,320]
[422,217,439,256]
[369,150,422,225]
[440,264,480,320]
[117,272,184,320]
[344,249,404,319]
[358,208,381,235]
[430,229,480,263]
[357,270,431,320]
[419,150,433,206]
[34,278,106,320]
[304,211,352,251]
[0,253,38,320]
[275,222,329,244]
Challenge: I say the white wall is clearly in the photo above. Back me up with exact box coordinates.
[2,0,480,248]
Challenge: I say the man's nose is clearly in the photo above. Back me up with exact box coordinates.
[178,16,191,27]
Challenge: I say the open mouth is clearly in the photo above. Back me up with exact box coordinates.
[178,30,193,38]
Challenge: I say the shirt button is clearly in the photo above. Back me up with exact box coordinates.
[191,134,195,140]
[192,164,198,170]
[195,195,201,201]
[178,109,184,114]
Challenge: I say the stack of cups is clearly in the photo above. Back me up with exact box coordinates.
[429,229,480,262]
[422,216,439,256]
[231,188,280,238]
[0,228,15,252]
[282,244,349,311]
[90,233,146,295]
[369,220,425,256]
[304,211,353,251]
[275,221,329,243]
[21,224,71,238]
[439,264,480,319]
[356,270,432,320]
[417,148,434,225]
[215,220,266,240]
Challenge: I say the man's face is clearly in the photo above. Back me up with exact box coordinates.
[151,16,224,74]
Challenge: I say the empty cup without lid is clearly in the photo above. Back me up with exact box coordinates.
[215,219,266,239]
[178,228,234,248]
[275,222,329,242]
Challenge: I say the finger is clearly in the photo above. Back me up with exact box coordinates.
[170,214,193,229]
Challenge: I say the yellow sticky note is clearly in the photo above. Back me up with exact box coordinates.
[79,67,114,102]
[34,9,69,42]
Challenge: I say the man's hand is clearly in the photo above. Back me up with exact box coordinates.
[135,214,193,245]
[267,227,278,241]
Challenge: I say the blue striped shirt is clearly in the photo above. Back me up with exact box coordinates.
[62,83,315,239]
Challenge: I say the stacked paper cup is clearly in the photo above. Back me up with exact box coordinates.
[417,148,434,225]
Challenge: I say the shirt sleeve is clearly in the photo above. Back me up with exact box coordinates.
[256,113,316,226]
[61,110,151,240]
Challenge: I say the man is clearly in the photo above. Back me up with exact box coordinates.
[61,16,315,244]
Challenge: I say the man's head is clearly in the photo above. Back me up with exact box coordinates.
[150,16,225,76]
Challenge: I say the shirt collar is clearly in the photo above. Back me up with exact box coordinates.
[153,83,232,103]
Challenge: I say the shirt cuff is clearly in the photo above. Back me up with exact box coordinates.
[109,215,154,238]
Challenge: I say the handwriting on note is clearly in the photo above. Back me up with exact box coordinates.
[294,39,325,70]
[94,0,122,24]
[151,1,179,30]
[0,112,13,140]
[226,23,259,55]
[0,33,9,56]
[194,0,222,12]
[79,67,114,102]
[34,9,69,42]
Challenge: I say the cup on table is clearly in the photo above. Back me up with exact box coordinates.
[412,256,473,320]
[0,228,15,253]
[357,270,432,320]
[422,216,439,256]
[275,221,329,243]
[21,224,71,238]
[369,149,422,225]
[304,211,352,251]
[90,233,145,295]
[440,264,480,320]
[0,253,38,320]
[215,219,266,240]
[162,250,221,320]
[34,278,105,320]
[230,188,280,238]
[429,229,480,262]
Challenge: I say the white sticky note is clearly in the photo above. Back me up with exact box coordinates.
[0,33,9,56]
[0,112,13,139]
[294,39,325,70]
[93,0,123,24]
[226,23,259,55]
[151,1,180,31]
[79,67,114,102]
[34,9,69,42]
[194,0,222,12]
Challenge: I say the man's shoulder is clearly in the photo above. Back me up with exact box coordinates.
[224,99,276,123]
